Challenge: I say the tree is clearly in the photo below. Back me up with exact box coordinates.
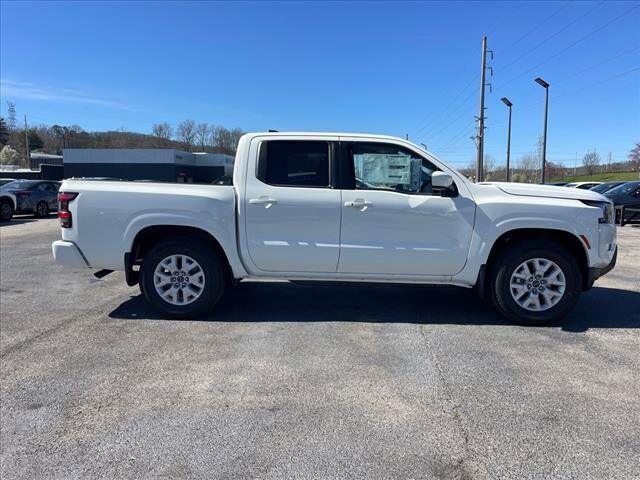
[176,119,196,151]
[517,154,539,183]
[0,145,21,165]
[582,150,600,177]
[628,142,640,172]
[152,123,173,143]
[195,122,208,150]
[27,129,44,151]
[0,117,9,145]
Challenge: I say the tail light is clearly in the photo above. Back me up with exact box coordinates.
[15,191,32,197]
[58,192,78,228]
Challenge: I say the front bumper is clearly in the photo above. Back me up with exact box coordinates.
[586,246,617,289]
[52,240,89,269]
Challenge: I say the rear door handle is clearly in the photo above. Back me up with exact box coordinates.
[344,198,372,209]
[249,196,278,205]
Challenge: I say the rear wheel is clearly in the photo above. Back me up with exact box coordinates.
[0,199,13,222]
[489,240,582,325]
[35,201,49,218]
[140,239,225,318]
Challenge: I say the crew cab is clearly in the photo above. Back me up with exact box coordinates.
[52,132,617,324]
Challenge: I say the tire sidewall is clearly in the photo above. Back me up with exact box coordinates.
[492,242,582,325]
[140,240,224,318]
[0,201,13,222]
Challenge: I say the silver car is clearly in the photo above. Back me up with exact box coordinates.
[3,180,61,217]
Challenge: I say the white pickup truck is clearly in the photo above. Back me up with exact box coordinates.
[52,132,617,324]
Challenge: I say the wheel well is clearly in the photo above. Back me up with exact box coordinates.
[484,228,590,291]
[128,225,234,286]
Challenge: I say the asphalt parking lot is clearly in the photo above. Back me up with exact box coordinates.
[1,217,639,479]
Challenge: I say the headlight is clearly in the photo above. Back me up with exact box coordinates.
[581,200,614,224]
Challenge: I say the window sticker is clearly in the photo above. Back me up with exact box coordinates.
[354,154,421,191]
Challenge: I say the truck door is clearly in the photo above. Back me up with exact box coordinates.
[338,141,475,277]
[243,137,341,273]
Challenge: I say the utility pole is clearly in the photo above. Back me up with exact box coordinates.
[23,114,30,168]
[405,133,409,140]
[476,36,489,182]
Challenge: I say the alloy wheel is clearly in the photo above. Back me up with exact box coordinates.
[509,257,566,312]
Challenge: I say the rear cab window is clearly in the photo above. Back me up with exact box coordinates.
[257,141,330,188]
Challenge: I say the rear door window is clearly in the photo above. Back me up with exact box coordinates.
[258,141,330,188]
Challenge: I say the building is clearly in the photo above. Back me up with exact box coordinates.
[30,152,63,169]
[63,149,234,183]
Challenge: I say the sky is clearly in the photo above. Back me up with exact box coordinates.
[1,0,639,167]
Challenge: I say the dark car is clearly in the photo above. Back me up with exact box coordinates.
[212,175,233,185]
[604,181,640,206]
[5,180,61,217]
[546,182,568,186]
[590,181,627,194]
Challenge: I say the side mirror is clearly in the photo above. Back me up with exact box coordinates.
[431,171,457,197]
[432,171,453,189]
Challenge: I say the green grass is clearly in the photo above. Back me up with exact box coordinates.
[550,171,639,183]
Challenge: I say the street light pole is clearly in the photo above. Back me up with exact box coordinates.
[535,77,549,184]
[500,97,513,182]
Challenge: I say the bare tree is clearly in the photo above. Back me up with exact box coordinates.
[516,154,539,183]
[195,122,208,151]
[628,142,640,172]
[582,150,600,177]
[176,119,196,151]
[152,122,173,143]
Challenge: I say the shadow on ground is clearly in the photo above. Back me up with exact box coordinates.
[0,215,56,227]
[109,282,640,332]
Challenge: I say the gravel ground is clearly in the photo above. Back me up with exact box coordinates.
[1,217,639,479]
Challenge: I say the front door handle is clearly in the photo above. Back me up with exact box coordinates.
[249,196,278,206]
[344,198,373,209]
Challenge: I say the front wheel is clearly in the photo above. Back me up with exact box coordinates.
[490,240,582,325]
[140,239,226,318]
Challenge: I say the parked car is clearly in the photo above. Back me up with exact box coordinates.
[564,181,602,190]
[545,182,568,186]
[3,180,61,218]
[52,132,617,325]
[590,181,628,194]
[0,180,18,221]
[604,181,640,206]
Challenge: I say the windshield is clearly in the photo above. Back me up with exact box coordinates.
[605,182,639,195]
[590,183,620,193]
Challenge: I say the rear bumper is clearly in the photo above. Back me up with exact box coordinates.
[586,246,617,289]
[52,240,89,269]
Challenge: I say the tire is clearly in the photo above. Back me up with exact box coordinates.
[140,239,226,319]
[0,199,13,222]
[35,201,49,218]
[489,240,582,325]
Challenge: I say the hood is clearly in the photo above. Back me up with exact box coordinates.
[483,182,609,202]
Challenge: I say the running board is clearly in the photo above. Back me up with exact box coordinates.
[93,269,114,279]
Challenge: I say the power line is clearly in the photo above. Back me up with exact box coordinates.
[495,3,640,92]
[410,4,523,139]
[497,1,604,76]
[504,0,574,52]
